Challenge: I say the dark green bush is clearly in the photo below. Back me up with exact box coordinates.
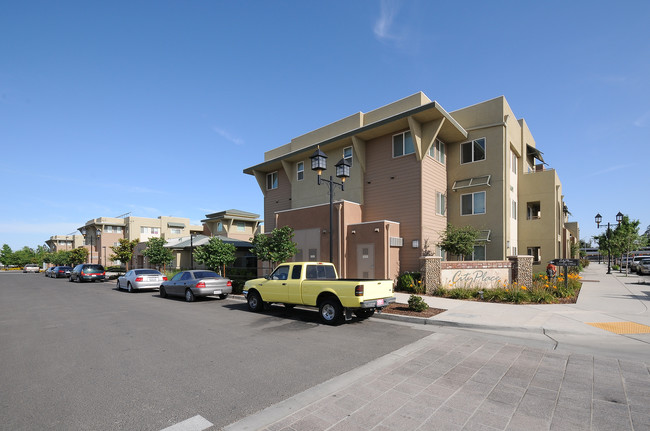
[408,294,429,312]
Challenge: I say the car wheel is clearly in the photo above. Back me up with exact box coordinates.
[247,290,263,312]
[159,286,167,298]
[68,276,73,282]
[354,309,375,319]
[185,289,195,302]
[219,293,228,300]
[116,280,121,290]
[319,298,343,325]
[127,283,133,293]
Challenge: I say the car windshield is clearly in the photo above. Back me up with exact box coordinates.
[305,265,337,280]
[135,269,161,275]
[194,271,220,279]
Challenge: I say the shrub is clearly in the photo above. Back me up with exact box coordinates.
[408,294,429,312]
[481,289,507,302]
[397,272,424,293]
[447,287,477,300]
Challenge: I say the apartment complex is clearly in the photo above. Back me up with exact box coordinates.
[77,215,204,267]
[45,234,84,252]
[244,93,579,279]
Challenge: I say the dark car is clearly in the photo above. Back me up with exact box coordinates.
[51,266,73,278]
[69,264,106,283]
[159,270,232,302]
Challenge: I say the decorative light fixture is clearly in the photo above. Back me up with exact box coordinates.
[594,211,622,274]
[310,147,351,262]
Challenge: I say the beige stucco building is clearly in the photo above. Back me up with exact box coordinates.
[245,93,579,279]
[77,215,203,267]
[46,234,84,252]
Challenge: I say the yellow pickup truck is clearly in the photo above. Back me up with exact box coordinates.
[243,262,395,324]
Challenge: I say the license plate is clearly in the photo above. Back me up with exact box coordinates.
[376,298,384,306]
[213,290,222,295]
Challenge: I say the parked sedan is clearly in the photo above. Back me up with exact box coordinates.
[69,264,106,283]
[44,267,55,277]
[117,269,167,292]
[637,258,650,275]
[23,264,40,273]
[51,266,73,278]
[159,270,232,302]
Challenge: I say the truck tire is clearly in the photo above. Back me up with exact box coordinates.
[354,309,375,319]
[319,298,343,325]
[247,290,264,312]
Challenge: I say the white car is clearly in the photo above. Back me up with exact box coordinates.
[23,264,40,273]
[630,256,649,272]
[637,258,650,275]
[117,269,167,292]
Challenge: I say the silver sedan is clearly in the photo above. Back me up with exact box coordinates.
[117,269,167,292]
[159,270,232,302]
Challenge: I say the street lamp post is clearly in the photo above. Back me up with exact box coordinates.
[595,211,623,274]
[310,147,351,263]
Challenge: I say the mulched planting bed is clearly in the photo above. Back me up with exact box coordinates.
[382,303,446,318]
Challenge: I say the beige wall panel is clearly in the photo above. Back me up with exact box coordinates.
[363,92,431,126]
[421,156,447,254]
[264,169,292,231]
[289,113,363,152]
[363,133,422,272]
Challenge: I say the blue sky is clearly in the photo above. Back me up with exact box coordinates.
[1,0,649,251]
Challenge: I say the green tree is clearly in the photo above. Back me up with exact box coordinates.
[142,237,173,270]
[251,226,297,267]
[14,246,36,266]
[68,247,89,266]
[51,250,71,266]
[193,237,236,276]
[110,238,139,270]
[437,224,480,260]
[0,244,15,268]
[612,215,643,274]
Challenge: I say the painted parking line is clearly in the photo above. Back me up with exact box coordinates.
[160,415,213,431]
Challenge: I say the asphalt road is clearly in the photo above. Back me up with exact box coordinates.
[0,272,429,430]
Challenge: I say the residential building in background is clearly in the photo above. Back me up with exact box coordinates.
[245,92,579,279]
[77,215,203,267]
[45,234,84,252]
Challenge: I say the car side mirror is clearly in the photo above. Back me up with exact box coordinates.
[264,274,270,280]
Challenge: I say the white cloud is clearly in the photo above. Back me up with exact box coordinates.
[0,221,80,235]
[634,111,650,127]
[213,127,244,146]
[583,164,636,178]
[374,0,401,42]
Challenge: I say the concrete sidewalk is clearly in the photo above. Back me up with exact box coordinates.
[225,264,650,431]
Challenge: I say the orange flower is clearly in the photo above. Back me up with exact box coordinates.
[521,286,527,290]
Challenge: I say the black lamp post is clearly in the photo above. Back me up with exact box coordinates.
[595,211,623,274]
[310,147,351,263]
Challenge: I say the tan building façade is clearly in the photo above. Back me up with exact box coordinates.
[244,92,579,279]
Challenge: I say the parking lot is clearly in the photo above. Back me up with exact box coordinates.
[0,272,429,430]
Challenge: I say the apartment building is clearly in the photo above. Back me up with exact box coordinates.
[244,93,579,279]
[77,215,203,267]
[45,234,84,252]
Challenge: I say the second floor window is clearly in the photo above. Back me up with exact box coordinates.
[461,138,486,164]
[461,191,486,215]
[297,162,304,181]
[527,202,541,220]
[428,138,446,164]
[267,172,278,190]
[393,131,414,157]
[343,146,353,167]
[237,222,245,232]
[512,200,517,220]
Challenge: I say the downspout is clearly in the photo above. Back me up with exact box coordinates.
[385,223,391,280]
[337,202,343,277]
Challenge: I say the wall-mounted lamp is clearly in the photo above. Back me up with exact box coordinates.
[351,230,356,234]
[412,240,419,248]
[374,228,380,233]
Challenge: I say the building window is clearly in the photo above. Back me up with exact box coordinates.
[236,221,245,232]
[170,228,181,234]
[266,172,278,190]
[140,227,146,234]
[461,138,486,164]
[343,146,353,167]
[216,222,223,232]
[105,226,113,233]
[297,161,304,181]
[151,227,159,235]
[511,150,517,175]
[461,191,486,215]
[436,192,446,215]
[527,202,541,220]
[512,246,517,255]
[512,200,517,220]
[472,245,486,261]
[527,247,541,263]
[393,131,414,157]
[428,138,446,164]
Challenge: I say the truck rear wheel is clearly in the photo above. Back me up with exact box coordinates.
[319,298,343,325]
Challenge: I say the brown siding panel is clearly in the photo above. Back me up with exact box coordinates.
[264,169,292,231]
